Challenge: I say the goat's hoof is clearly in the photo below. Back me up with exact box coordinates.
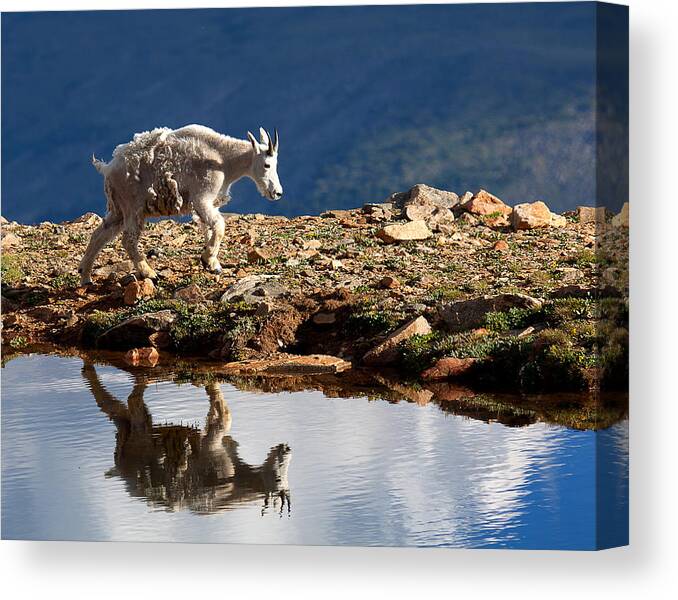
[137,268,158,281]
[200,256,222,274]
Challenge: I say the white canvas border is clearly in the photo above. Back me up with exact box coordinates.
[1,1,676,599]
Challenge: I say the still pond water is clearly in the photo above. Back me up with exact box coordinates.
[1,354,628,549]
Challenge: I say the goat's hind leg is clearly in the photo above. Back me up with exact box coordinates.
[79,212,124,285]
[121,215,157,280]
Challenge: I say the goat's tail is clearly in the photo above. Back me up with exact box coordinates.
[91,154,108,175]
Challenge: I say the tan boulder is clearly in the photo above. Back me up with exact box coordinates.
[376,220,432,243]
[404,203,435,222]
[379,275,401,289]
[551,213,568,228]
[462,190,512,216]
[247,247,273,263]
[511,201,553,230]
[123,278,155,305]
[173,283,204,303]
[1,231,21,249]
[492,239,510,252]
[362,316,432,366]
[303,239,322,250]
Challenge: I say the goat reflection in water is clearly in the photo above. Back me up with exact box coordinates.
[81,362,291,515]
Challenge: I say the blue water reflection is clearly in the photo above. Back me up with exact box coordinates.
[1,354,628,549]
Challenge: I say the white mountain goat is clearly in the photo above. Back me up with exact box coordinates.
[79,124,282,285]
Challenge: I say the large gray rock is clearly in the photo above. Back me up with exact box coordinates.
[220,275,287,304]
[393,184,458,231]
[97,310,176,349]
[406,184,459,209]
[438,294,543,332]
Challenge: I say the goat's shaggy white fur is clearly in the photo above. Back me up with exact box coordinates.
[80,124,282,285]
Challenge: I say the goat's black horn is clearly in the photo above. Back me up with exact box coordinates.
[266,128,274,155]
[273,128,279,150]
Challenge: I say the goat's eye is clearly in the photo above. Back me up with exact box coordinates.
[264,163,271,169]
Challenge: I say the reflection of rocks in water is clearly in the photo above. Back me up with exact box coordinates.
[76,347,627,464]
[221,367,628,430]
[81,362,291,515]
[371,373,434,406]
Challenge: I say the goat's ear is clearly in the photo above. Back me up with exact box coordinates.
[259,127,270,146]
[247,131,259,154]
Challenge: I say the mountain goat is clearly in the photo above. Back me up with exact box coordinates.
[79,124,282,285]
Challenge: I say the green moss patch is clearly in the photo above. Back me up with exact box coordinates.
[343,301,403,337]
[396,296,627,392]
[82,299,262,356]
[484,306,542,333]
[50,272,80,289]
[1,254,24,287]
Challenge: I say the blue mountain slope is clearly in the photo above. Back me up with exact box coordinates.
[2,4,621,224]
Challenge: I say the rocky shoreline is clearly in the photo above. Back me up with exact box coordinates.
[1,184,628,394]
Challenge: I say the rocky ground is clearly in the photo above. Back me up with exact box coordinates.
[1,184,629,394]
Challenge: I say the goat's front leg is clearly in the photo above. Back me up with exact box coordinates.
[121,216,157,280]
[198,208,225,274]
